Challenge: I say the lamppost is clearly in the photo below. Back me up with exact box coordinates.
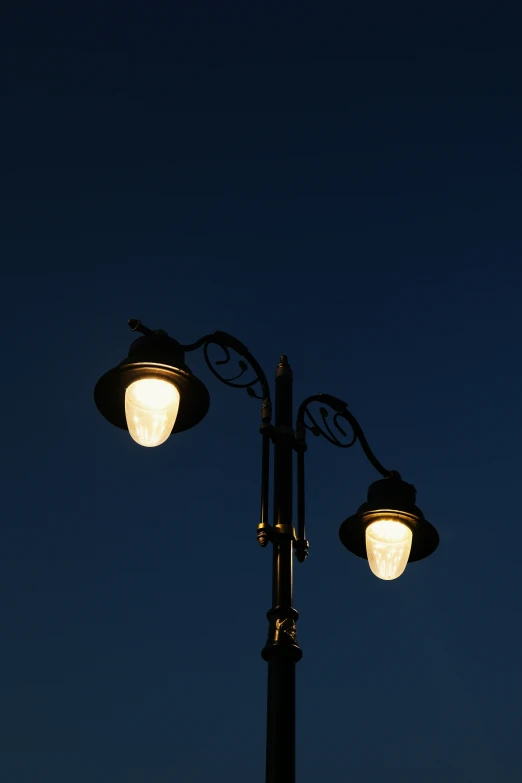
[94,319,439,783]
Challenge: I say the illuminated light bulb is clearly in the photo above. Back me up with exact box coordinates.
[125,378,180,447]
[365,519,412,581]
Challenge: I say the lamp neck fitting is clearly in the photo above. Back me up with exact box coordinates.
[122,333,187,370]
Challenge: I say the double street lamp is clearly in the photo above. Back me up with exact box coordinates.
[94,320,439,783]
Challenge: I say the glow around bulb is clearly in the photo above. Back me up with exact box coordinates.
[365,519,412,580]
[125,378,180,447]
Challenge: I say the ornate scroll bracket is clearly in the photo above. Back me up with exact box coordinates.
[181,330,272,424]
[296,393,390,478]
[179,328,273,551]
[300,401,357,449]
[293,394,392,565]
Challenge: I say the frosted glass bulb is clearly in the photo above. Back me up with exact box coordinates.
[365,519,412,581]
[125,378,180,447]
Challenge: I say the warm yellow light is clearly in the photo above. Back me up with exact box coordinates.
[125,378,180,447]
[365,519,412,581]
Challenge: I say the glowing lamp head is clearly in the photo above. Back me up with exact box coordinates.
[365,518,412,580]
[125,378,180,447]
[94,323,210,439]
[339,473,439,580]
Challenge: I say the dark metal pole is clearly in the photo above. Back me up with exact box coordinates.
[262,356,302,783]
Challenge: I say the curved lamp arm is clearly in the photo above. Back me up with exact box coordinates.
[129,319,273,544]
[293,393,394,562]
[181,330,272,424]
[296,393,390,476]
[129,318,272,421]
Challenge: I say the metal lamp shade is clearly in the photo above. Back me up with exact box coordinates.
[94,334,210,435]
[339,475,439,563]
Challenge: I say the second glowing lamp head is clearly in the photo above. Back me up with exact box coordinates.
[340,475,439,581]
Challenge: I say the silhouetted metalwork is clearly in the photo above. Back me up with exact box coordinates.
[294,444,309,563]
[129,319,272,418]
[127,320,274,554]
[293,393,392,566]
[179,328,274,555]
[296,393,391,476]
[182,330,272,419]
[262,356,301,783]
[94,319,440,783]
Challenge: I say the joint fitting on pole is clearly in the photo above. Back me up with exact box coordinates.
[260,422,275,438]
[272,523,295,539]
[262,606,302,663]
[257,522,272,547]
[293,538,309,563]
[261,399,272,423]
[271,424,295,444]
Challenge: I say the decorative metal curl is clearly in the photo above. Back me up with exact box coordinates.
[129,320,272,421]
[204,342,261,394]
[182,330,272,423]
[296,393,390,478]
[304,404,358,449]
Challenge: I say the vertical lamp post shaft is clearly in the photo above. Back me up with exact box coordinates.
[263,356,302,783]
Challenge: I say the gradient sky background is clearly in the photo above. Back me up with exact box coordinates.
[2,3,522,782]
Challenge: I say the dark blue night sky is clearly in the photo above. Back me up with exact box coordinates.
[2,4,522,781]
